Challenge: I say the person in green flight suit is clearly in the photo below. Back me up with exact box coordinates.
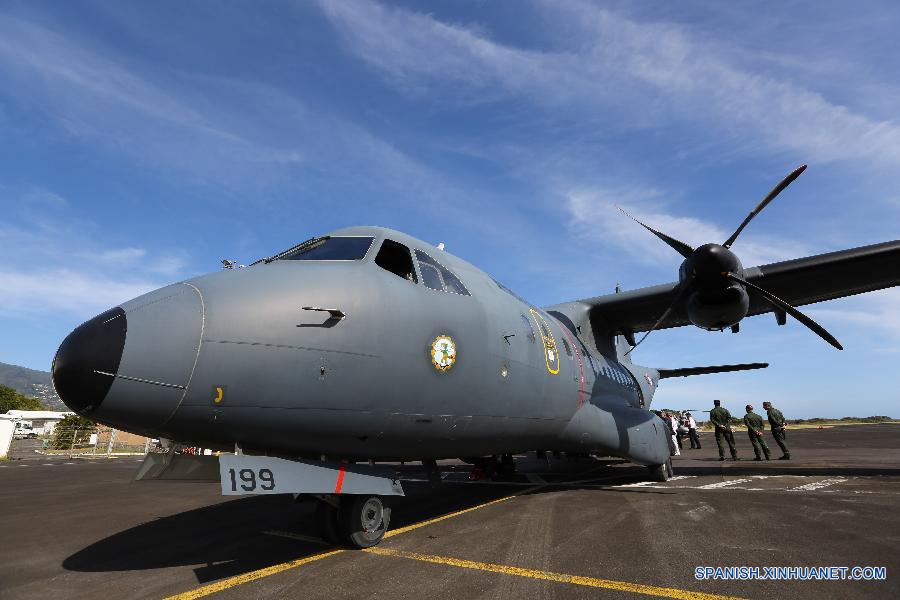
[763,401,791,460]
[709,399,738,461]
[742,404,771,461]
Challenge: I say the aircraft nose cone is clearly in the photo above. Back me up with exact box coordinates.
[53,283,204,432]
[52,308,128,415]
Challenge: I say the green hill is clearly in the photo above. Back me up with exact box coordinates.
[0,361,65,410]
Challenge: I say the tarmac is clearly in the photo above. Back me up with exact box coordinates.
[1,423,897,599]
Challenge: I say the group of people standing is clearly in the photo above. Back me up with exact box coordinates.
[659,411,702,456]
[657,401,792,461]
[709,400,791,461]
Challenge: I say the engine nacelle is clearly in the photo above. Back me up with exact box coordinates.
[678,243,749,330]
[686,283,750,330]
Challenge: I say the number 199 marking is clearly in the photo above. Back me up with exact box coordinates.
[228,467,275,492]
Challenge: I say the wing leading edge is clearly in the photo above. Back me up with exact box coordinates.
[548,240,900,340]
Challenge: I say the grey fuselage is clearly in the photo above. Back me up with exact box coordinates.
[52,227,672,466]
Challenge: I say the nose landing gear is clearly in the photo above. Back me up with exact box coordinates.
[648,457,674,481]
[316,495,392,548]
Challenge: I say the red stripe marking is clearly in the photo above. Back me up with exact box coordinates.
[334,463,346,494]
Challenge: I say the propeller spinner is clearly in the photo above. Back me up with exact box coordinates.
[620,165,843,354]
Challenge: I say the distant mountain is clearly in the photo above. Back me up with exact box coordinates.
[0,361,66,410]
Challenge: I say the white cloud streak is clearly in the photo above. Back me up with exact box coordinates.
[807,288,900,349]
[0,12,448,196]
[317,0,900,168]
[564,187,811,270]
[0,193,180,318]
[0,269,158,318]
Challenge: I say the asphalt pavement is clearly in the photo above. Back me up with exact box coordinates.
[0,424,897,599]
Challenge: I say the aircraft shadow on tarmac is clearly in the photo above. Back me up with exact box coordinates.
[61,473,676,583]
[62,481,556,583]
[61,457,897,583]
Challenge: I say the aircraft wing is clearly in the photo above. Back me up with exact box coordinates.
[567,239,900,335]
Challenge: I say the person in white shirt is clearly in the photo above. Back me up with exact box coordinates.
[685,412,701,449]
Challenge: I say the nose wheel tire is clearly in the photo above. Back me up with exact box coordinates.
[340,495,391,548]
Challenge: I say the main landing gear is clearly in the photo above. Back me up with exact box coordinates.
[315,494,392,548]
[648,457,674,482]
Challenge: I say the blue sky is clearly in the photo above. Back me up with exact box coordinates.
[1,0,898,418]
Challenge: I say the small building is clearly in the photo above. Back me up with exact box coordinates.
[1,410,75,435]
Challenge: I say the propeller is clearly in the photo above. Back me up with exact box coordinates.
[723,272,843,349]
[723,165,806,248]
[616,206,694,258]
[620,164,843,352]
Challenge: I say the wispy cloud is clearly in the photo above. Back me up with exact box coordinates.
[0,189,182,318]
[0,269,159,318]
[564,186,811,270]
[0,12,450,196]
[317,0,900,168]
[807,288,900,350]
[0,15,256,177]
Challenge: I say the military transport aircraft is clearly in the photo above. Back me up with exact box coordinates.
[51,166,900,548]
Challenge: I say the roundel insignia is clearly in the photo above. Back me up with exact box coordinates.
[430,335,457,372]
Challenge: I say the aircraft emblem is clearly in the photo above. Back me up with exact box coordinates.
[530,309,560,375]
[644,374,653,386]
[430,335,457,372]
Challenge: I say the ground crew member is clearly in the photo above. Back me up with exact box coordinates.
[709,400,738,461]
[763,401,791,460]
[743,404,771,461]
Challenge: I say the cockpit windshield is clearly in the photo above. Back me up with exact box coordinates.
[274,236,374,261]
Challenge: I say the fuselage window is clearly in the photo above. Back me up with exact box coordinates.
[520,315,536,343]
[280,236,374,261]
[414,250,470,296]
[375,239,418,283]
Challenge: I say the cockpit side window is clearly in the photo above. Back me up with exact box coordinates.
[375,239,418,283]
[414,250,470,296]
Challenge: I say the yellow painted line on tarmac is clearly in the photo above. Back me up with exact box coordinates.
[163,549,345,600]
[384,489,537,538]
[164,466,618,599]
[163,489,536,600]
[363,547,745,600]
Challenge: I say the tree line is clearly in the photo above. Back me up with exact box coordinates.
[0,383,48,413]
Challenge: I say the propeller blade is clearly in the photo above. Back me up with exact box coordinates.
[625,279,694,355]
[616,206,695,259]
[724,272,843,350]
[723,165,806,248]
